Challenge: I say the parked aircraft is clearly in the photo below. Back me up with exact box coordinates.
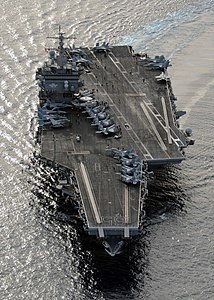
[119,156,141,167]
[155,72,170,81]
[92,42,111,53]
[176,110,186,119]
[144,57,171,70]
[38,106,69,127]
[86,107,106,119]
[111,147,134,158]
[106,124,120,134]
[72,54,91,67]
[100,116,114,127]
[92,114,113,126]
[121,171,142,184]
[96,123,120,135]
[38,106,67,115]
[121,163,142,175]
[38,116,69,127]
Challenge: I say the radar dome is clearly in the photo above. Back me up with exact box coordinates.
[49,50,56,59]
[184,127,192,137]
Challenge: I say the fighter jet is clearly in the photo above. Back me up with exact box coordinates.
[175,110,186,119]
[106,124,120,134]
[73,95,95,108]
[79,96,94,102]
[37,106,69,127]
[121,163,142,175]
[144,57,171,70]
[84,104,103,115]
[92,115,113,127]
[38,112,68,121]
[49,117,68,127]
[111,147,134,159]
[73,100,97,108]
[155,72,170,82]
[97,110,108,120]
[72,54,91,68]
[83,104,96,113]
[100,116,114,127]
[38,115,69,128]
[96,123,108,135]
[119,156,141,167]
[79,89,94,97]
[68,47,91,66]
[170,94,177,101]
[148,55,165,63]
[38,105,67,115]
[92,105,105,114]
[121,171,142,184]
[92,42,111,53]
[86,107,107,119]
[96,123,120,136]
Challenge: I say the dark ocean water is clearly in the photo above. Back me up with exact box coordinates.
[0,0,214,299]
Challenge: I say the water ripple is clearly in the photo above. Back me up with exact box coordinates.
[0,0,214,299]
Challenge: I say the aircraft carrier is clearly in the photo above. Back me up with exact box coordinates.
[36,28,194,256]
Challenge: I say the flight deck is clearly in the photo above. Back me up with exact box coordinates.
[37,33,193,255]
[40,45,187,239]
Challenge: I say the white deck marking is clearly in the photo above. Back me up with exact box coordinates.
[79,162,102,224]
[124,185,129,224]
[95,162,101,172]
[124,227,130,238]
[90,49,185,155]
[108,52,186,150]
[98,227,105,238]
[67,151,90,155]
[140,102,167,151]
[108,53,170,152]
[87,65,153,159]
[144,101,186,148]
[161,96,172,144]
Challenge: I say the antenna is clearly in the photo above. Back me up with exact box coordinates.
[47,25,76,41]
[46,25,76,52]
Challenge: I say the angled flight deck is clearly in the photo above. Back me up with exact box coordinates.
[82,46,187,165]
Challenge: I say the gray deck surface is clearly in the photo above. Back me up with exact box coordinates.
[41,46,186,235]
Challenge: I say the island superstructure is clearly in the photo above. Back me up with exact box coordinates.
[36,28,194,255]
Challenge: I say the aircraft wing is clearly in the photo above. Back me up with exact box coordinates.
[50,117,65,127]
